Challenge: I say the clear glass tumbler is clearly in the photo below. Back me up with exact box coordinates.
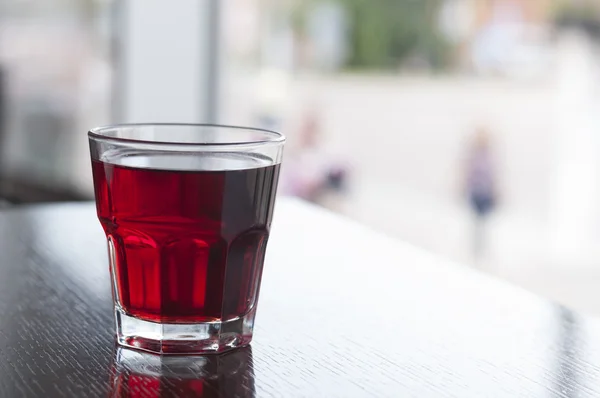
[89,124,284,354]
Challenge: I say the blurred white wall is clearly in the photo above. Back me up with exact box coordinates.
[117,0,212,123]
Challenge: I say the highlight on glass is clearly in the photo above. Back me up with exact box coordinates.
[89,124,285,354]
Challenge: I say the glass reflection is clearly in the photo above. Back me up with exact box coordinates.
[109,345,255,397]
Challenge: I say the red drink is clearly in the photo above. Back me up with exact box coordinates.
[92,153,280,324]
[90,124,284,354]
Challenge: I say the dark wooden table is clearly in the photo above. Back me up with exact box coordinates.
[1,199,600,397]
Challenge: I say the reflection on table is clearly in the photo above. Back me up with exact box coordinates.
[110,345,255,397]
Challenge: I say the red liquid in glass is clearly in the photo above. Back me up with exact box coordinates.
[92,153,280,323]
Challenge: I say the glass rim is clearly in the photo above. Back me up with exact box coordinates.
[88,123,286,148]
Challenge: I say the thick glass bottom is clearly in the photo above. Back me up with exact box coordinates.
[115,307,256,355]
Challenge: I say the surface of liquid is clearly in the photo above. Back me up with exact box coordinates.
[92,152,280,323]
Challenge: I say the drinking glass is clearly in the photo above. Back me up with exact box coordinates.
[89,124,284,354]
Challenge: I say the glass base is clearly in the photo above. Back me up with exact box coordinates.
[115,307,255,355]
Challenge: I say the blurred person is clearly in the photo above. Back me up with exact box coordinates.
[280,110,349,210]
[464,128,497,260]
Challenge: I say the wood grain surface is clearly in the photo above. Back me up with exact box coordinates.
[0,199,599,397]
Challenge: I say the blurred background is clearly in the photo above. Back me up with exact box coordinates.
[1,0,600,315]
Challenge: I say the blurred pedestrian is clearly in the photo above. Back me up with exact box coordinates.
[464,128,497,259]
[280,110,349,210]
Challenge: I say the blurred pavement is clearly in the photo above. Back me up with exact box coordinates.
[223,33,600,317]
